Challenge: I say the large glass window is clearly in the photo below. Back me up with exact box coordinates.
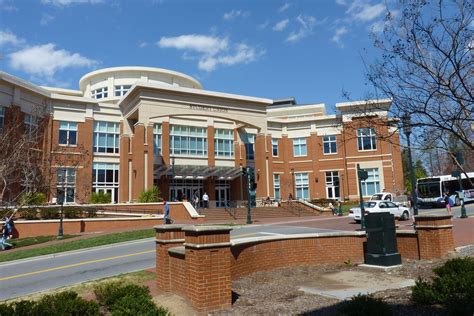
[272,138,279,157]
[170,125,207,156]
[114,85,132,97]
[92,163,119,203]
[24,114,38,138]
[153,124,162,155]
[323,135,337,154]
[214,129,234,158]
[295,172,309,200]
[244,134,255,160]
[56,168,76,203]
[93,121,120,153]
[357,128,377,151]
[59,121,77,145]
[360,168,381,196]
[0,107,4,129]
[293,137,307,157]
[273,174,280,200]
[92,87,108,99]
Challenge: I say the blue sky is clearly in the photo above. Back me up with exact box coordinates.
[0,0,394,112]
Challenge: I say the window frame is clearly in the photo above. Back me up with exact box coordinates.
[245,134,255,161]
[93,121,120,154]
[272,138,279,157]
[170,125,208,157]
[293,137,307,157]
[92,162,119,203]
[273,174,280,200]
[56,167,76,203]
[357,128,377,151]
[58,121,78,146]
[114,85,132,97]
[92,87,108,99]
[322,135,337,155]
[295,172,310,200]
[359,168,381,197]
[214,128,234,158]
[153,124,162,155]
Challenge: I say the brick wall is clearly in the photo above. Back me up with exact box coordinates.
[396,231,419,259]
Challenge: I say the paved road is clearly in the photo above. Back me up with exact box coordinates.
[418,202,474,217]
[0,225,343,301]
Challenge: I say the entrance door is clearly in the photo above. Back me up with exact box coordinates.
[325,171,340,200]
[215,187,230,207]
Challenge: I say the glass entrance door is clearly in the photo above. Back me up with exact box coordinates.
[215,187,230,207]
[325,171,340,200]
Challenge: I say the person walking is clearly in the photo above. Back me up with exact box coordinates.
[202,192,209,209]
[443,192,452,216]
[1,217,13,250]
[163,201,171,224]
[193,191,200,210]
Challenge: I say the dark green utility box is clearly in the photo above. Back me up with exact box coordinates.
[364,212,401,266]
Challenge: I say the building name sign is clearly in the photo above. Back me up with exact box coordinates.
[189,105,228,113]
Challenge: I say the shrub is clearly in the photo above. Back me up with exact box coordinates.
[412,257,474,315]
[111,294,170,316]
[64,207,81,219]
[20,208,38,220]
[0,292,99,316]
[310,198,337,206]
[39,208,59,219]
[94,282,151,309]
[84,207,98,218]
[138,186,162,203]
[336,294,392,316]
[19,192,47,206]
[90,191,111,204]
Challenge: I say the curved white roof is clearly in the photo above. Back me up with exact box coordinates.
[79,66,202,91]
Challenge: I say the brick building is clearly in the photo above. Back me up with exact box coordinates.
[0,67,404,206]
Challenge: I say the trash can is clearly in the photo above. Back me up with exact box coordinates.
[364,212,401,266]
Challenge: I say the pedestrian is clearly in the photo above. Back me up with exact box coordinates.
[443,192,452,216]
[1,217,13,251]
[163,201,170,224]
[329,202,337,216]
[193,191,200,210]
[202,192,209,209]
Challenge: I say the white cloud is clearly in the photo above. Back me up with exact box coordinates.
[158,34,229,56]
[41,0,103,6]
[335,0,348,5]
[139,41,148,48]
[9,43,97,78]
[0,30,24,47]
[272,19,289,31]
[278,3,291,13]
[40,13,55,26]
[158,34,263,72]
[346,1,386,22]
[286,14,317,43]
[331,26,348,47]
[258,21,269,30]
[223,10,249,20]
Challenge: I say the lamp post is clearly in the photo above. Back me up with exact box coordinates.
[338,174,344,216]
[357,164,368,230]
[453,152,468,218]
[57,171,66,240]
[170,156,175,201]
[402,114,418,216]
[290,168,295,200]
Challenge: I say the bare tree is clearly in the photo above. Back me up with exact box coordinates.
[366,0,473,147]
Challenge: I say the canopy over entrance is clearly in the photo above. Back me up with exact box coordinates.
[154,165,242,180]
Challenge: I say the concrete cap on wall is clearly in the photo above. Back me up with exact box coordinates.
[154,224,188,231]
[182,225,233,233]
[414,215,452,220]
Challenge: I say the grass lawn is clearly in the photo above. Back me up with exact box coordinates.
[0,229,154,263]
[11,235,76,249]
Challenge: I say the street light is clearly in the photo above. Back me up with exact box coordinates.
[452,152,468,219]
[338,174,344,216]
[170,156,175,201]
[402,114,418,216]
[357,164,369,230]
[290,168,295,200]
[57,170,66,240]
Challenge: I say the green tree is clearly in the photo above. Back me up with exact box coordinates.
[138,186,162,203]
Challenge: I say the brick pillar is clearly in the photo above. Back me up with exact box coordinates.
[131,124,145,200]
[76,118,94,203]
[208,125,215,166]
[155,224,186,292]
[183,226,232,313]
[254,133,268,198]
[119,134,130,202]
[146,124,154,190]
[415,215,454,259]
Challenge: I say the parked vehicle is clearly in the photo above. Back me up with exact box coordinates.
[370,192,408,207]
[349,200,410,222]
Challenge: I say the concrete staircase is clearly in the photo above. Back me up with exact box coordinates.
[199,202,321,222]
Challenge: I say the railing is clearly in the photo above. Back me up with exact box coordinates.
[224,207,237,220]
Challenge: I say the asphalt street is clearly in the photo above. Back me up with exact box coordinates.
[0,225,344,301]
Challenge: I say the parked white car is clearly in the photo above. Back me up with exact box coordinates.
[349,200,411,222]
[370,192,409,207]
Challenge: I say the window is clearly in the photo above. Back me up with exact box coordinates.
[295,173,309,200]
[244,134,255,160]
[214,129,234,158]
[325,171,340,199]
[56,168,76,203]
[323,135,337,154]
[93,163,119,203]
[273,174,280,200]
[115,85,132,97]
[293,138,307,157]
[93,121,120,153]
[360,168,381,196]
[153,124,162,155]
[24,114,38,137]
[59,121,77,145]
[170,125,207,156]
[0,107,4,129]
[357,128,377,151]
[92,87,108,99]
[272,138,279,157]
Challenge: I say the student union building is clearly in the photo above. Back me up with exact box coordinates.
[0,67,404,207]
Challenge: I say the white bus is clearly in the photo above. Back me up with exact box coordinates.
[417,172,474,207]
